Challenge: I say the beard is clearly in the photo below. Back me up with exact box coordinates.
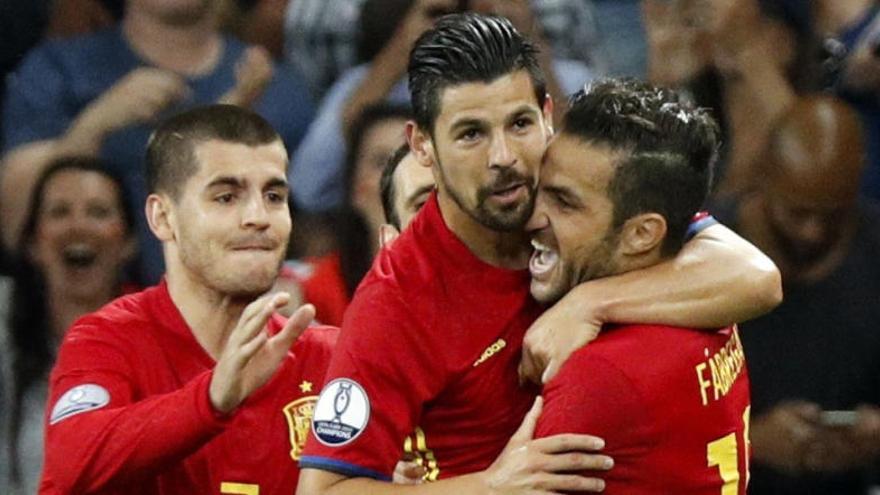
[437,157,536,232]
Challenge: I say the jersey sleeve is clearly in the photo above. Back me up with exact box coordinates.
[535,351,659,494]
[299,280,440,480]
[39,322,231,494]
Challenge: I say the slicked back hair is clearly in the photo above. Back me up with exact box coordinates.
[379,143,412,229]
[408,12,546,133]
[563,78,720,256]
[146,104,283,201]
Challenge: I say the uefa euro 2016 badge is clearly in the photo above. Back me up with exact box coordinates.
[312,378,370,446]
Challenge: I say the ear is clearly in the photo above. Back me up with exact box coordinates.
[121,234,138,264]
[542,93,555,137]
[406,120,435,169]
[619,213,667,256]
[378,223,400,248]
[145,193,176,243]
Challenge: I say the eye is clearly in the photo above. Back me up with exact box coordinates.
[458,128,481,142]
[266,190,287,203]
[215,193,235,204]
[86,204,114,220]
[513,117,533,130]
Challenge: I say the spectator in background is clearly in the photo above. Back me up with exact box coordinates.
[284,104,410,326]
[283,0,605,100]
[0,0,315,284]
[0,157,136,494]
[712,95,880,494]
[290,0,597,213]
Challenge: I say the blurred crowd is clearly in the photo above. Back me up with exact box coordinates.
[0,0,879,494]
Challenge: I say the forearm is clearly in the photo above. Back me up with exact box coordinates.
[0,141,64,250]
[340,36,410,132]
[575,224,781,328]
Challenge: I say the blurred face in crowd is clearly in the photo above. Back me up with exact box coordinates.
[391,151,435,230]
[412,70,552,232]
[762,167,857,268]
[162,139,291,299]
[353,117,408,235]
[526,135,621,304]
[30,169,133,301]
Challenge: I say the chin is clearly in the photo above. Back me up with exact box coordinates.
[529,280,564,305]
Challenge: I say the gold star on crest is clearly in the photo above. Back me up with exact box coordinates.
[299,381,313,393]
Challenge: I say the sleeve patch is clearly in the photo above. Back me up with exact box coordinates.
[49,384,110,425]
[311,378,370,446]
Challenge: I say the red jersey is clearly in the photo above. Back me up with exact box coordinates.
[300,194,541,480]
[39,281,338,494]
[282,253,350,327]
[536,324,751,495]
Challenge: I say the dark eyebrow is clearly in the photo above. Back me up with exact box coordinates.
[405,185,435,206]
[509,105,540,121]
[206,176,244,189]
[449,117,485,134]
[265,177,289,190]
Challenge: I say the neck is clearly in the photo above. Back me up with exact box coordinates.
[122,7,221,76]
[436,189,531,270]
[165,266,248,360]
[47,285,115,343]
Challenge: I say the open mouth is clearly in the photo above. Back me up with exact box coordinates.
[490,183,527,203]
[529,238,559,279]
[61,244,98,269]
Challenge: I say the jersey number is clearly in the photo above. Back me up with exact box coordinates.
[706,406,750,495]
[221,482,259,495]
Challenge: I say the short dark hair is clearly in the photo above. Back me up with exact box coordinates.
[146,104,282,200]
[379,143,411,229]
[344,103,412,202]
[563,78,719,256]
[408,12,546,132]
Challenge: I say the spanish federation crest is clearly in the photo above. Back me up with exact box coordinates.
[311,378,370,446]
[283,395,318,460]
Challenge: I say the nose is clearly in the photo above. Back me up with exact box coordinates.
[241,195,271,229]
[489,131,516,169]
[794,216,827,245]
[525,196,549,233]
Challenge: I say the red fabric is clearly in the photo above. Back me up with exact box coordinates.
[39,281,337,494]
[281,253,350,327]
[301,193,541,480]
[536,324,752,495]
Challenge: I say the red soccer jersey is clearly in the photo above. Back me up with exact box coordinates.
[536,323,752,495]
[300,193,541,480]
[39,281,337,494]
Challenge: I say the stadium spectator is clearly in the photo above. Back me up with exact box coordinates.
[297,14,780,494]
[0,157,136,494]
[378,144,434,236]
[39,105,334,494]
[290,0,597,212]
[713,95,880,494]
[0,0,315,284]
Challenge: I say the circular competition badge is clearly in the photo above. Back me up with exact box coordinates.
[312,378,370,446]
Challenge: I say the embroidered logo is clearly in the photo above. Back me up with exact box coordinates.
[473,338,507,367]
[283,395,318,460]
